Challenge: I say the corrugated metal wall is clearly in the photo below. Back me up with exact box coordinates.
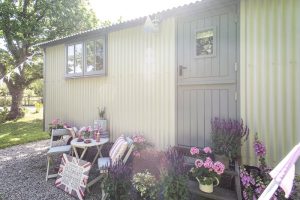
[45,18,176,149]
[240,0,300,171]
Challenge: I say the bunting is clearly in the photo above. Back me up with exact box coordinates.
[0,52,36,86]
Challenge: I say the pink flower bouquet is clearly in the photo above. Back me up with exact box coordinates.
[190,147,225,185]
[132,134,153,158]
[81,126,93,139]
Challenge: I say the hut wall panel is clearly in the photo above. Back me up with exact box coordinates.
[45,18,176,149]
[240,0,300,171]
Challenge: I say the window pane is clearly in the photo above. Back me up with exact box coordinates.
[86,41,95,72]
[67,45,74,74]
[95,39,104,70]
[75,44,83,73]
[196,29,214,56]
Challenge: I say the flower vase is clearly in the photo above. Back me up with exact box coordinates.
[83,132,90,139]
[196,177,219,193]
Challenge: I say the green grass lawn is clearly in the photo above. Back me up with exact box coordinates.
[0,108,49,149]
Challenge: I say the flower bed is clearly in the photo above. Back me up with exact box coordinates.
[240,135,297,200]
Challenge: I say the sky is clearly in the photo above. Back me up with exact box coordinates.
[88,0,198,23]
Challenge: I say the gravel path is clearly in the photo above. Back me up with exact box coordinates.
[0,140,102,200]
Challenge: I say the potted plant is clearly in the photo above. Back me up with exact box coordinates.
[80,126,93,139]
[211,117,249,168]
[103,162,132,200]
[48,118,68,141]
[189,146,225,193]
[132,135,153,158]
[132,170,158,200]
[94,106,107,131]
[240,134,297,199]
[160,148,190,200]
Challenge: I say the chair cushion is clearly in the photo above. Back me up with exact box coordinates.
[66,127,77,138]
[97,157,111,170]
[109,135,128,164]
[109,135,125,158]
[47,145,71,154]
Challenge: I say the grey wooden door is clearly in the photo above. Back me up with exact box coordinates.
[177,4,239,147]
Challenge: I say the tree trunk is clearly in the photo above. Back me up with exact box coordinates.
[6,87,25,120]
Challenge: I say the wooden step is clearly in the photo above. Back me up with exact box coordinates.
[189,180,238,200]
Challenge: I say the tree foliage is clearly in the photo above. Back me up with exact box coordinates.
[0,0,99,119]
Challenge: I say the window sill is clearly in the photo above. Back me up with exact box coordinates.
[64,71,106,79]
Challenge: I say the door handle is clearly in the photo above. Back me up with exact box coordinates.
[179,65,187,76]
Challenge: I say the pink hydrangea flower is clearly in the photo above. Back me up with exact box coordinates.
[190,147,200,155]
[86,126,93,132]
[133,135,146,143]
[203,157,214,169]
[213,161,225,175]
[195,159,203,168]
[203,146,212,154]
[133,150,141,158]
[51,118,59,125]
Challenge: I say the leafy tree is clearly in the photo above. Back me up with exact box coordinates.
[0,0,99,120]
[28,79,43,97]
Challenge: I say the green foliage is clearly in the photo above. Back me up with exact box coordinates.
[161,171,189,200]
[0,106,8,123]
[104,163,133,200]
[160,148,190,200]
[0,0,99,119]
[34,102,42,113]
[0,96,11,107]
[28,79,43,96]
[132,170,158,200]
[0,85,8,96]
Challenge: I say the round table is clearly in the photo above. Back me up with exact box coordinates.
[71,137,109,165]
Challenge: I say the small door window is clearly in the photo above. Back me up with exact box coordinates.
[195,28,215,57]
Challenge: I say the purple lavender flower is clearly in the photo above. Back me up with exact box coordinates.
[243,191,249,200]
[254,138,266,157]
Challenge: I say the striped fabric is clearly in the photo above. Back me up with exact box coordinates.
[109,135,128,163]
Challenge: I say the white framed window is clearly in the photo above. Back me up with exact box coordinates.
[65,37,106,78]
[195,27,216,58]
[66,43,83,76]
[85,38,105,75]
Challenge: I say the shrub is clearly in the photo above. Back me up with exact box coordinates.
[0,97,11,107]
[160,148,190,200]
[0,106,8,123]
[132,170,158,200]
[103,162,132,200]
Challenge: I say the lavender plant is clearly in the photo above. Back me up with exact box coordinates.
[211,117,249,161]
[103,162,133,200]
[160,148,190,200]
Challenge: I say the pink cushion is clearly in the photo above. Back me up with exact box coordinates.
[109,135,128,163]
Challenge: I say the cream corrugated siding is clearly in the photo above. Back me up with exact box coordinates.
[45,18,176,149]
[240,0,300,171]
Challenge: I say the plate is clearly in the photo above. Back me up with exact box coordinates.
[84,139,92,144]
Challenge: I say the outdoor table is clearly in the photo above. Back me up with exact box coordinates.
[71,137,109,165]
